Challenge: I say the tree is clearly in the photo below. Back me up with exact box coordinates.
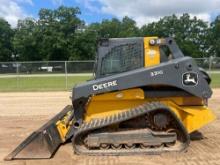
[75,16,140,60]
[37,6,83,61]
[69,28,98,60]
[119,16,139,37]
[209,16,220,57]
[89,16,139,38]
[11,8,217,61]
[0,18,14,61]
[13,6,84,61]
[140,14,210,58]
[13,18,42,61]
[94,18,122,38]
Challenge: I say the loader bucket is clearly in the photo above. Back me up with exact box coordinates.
[4,105,74,160]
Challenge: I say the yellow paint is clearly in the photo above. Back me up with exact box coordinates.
[84,88,216,134]
[85,88,145,122]
[144,37,160,67]
[56,111,73,142]
[56,121,69,142]
[161,101,216,133]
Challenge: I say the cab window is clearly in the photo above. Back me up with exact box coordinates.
[101,43,143,76]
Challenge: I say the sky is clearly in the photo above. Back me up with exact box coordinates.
[1,0,220,27]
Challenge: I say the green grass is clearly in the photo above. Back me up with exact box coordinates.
[0,76,91,92]
[210,73,220,88]
[0,73,219,92]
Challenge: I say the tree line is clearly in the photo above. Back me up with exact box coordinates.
[0,6,220,62]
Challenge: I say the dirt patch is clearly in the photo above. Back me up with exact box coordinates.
[0,90,220,165]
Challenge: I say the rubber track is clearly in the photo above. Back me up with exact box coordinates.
[72,102,190,155]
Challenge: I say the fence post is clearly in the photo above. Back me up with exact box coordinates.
[16,62,19,89]
[209,56,213,71]
[65,61,68,90]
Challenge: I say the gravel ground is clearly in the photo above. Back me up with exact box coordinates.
[0,90,220,165]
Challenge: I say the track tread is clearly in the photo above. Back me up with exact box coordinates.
[72,102,190,155]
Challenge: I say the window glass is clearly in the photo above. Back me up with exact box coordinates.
[101,43,143,76]
[160,45,173,62]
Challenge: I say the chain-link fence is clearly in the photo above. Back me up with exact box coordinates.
[0,61,95,74]
[0,58,219,91]
[0,61,95,91]
[194,57,220,71]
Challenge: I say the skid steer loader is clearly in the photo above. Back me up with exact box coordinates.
[5,37,216,160]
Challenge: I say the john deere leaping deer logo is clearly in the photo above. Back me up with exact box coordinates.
[182,72,198,86]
